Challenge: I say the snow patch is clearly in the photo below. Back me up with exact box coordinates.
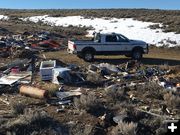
[21,15,180,47]
[0,15,9,21]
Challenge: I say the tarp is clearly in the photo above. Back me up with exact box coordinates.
[52,67,85,84]
[52,68,71,84]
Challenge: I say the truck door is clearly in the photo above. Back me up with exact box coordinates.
[102,34,129,54]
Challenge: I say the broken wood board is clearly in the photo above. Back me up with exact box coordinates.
[0,72,31,85]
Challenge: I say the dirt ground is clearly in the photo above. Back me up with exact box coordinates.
[44,46,180,66]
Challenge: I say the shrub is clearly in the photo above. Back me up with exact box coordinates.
[11,102,26,115]
[137,82,164,100]
[111,121,137,135]
[105,85,126,103]
[74,92,107,117]
[0,109,67,135]
[74,92,98,111]
[163,92,180,109]
[86,73,103,84]
[148,24,161,29]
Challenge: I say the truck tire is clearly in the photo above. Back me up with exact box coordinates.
[83,51,94,62]
[132,49,142,60]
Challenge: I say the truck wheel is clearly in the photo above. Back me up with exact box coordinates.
[132,50,142,60]
[83,51,94,62]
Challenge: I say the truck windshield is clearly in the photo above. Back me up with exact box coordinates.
[118,34,129,42]
[94,33,101,42]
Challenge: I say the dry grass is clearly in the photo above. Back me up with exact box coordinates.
[86,72,104,84]
[74,92,98,111]
[145,46,180,61]
[1,9,180,33]
[163,92,180,109]
[137,82,164,100]
[11,102,26,115]
[0,109,66,135]
[74,92,108,117]
[33,75,59,96]
[105,85,126,103]
[111,121,137,135]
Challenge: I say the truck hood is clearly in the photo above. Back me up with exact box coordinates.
[129,40,147,45]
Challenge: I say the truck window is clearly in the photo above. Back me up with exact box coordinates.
[94,33,101,43]
[106,35,117,42]
[117,35,129,42]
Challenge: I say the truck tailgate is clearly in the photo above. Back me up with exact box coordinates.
[68,41,76,51]
[67,41,76,53]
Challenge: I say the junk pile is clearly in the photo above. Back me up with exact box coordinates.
[39,60,85,84]
[87,61,179,91]
[0,31,62,59]
[0,54,179,101]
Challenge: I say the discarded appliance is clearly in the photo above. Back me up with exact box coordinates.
[40,60,56,81]
[20,85,47,99]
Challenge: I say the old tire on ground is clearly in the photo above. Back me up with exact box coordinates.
[132,49,142,60]
[83,51,94,62]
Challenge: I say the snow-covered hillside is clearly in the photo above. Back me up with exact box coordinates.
[21,15,180,47]
[0,15,9,20]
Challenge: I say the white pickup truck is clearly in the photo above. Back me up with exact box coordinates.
[68,33,149,61]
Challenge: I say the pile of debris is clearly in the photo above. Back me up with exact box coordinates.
[0,31,63,59]
[0,57,179,103]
